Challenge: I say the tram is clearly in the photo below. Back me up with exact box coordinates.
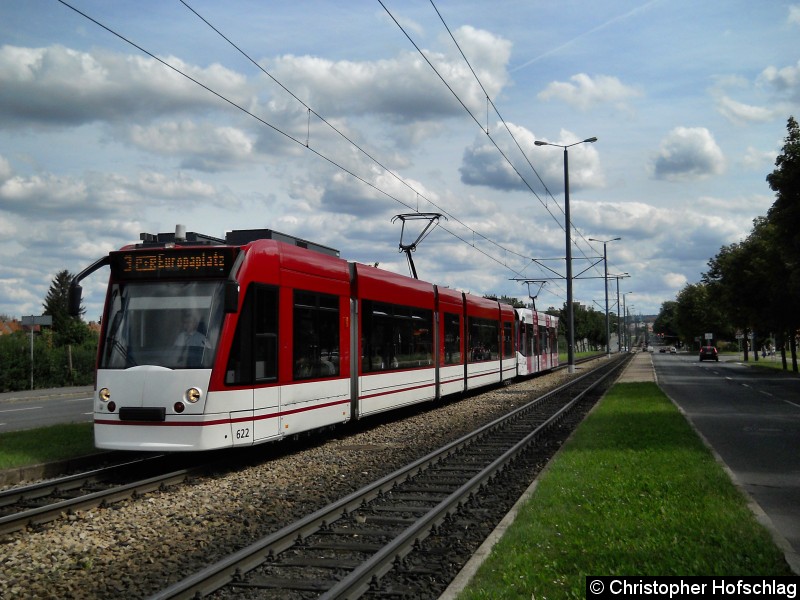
[69,227,559,451]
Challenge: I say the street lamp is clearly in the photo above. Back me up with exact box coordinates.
[610,273,629,353]
[534,136,598,373]
[588,237,620,358]
[622,292,634,351]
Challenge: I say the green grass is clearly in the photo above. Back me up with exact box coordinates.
[560,350,605,363]
[719,352,798,375]
[747,358,799,374]
[457,382,793,600]
[0,423,96,470]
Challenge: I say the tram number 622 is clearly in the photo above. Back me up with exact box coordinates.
[235,428,251,440]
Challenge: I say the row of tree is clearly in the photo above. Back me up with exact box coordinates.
[654,116,799,372]
[1,270,98,392]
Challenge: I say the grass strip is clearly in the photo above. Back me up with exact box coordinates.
[457,382,793,599]
[0,423,96,470]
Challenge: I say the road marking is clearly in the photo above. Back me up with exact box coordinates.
[0,406,42,414]
[760,390,773,397]
[784,400,800,409]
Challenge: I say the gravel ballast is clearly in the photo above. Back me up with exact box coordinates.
[0,367,581,599]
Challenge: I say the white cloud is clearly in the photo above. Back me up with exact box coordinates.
[788,5,800,27]
[663,272,688,289]
[128,121,256,172]
[537,73,642,111]
[710,59,800,125]
[460,124,604,194]
[0,172,89,215]
[0,154,11,181]
[266,25,511,124]
[0,44,250,129]
[741,146,776,170]
[758,60,800,97]
[715,96,775,124]
[651,127,725,181]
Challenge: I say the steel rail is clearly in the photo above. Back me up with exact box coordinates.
[150,354,629,599]
[0,455,166,508]
[321,354,626,599]
[0,456,192,536]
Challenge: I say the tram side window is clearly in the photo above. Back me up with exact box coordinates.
[225,285,278,385]
[293,290,340,380]
[539,326,548,356]
[503,321,513,358]
[468,317,499,362]
[362,301,433,372]
[444,312,461,365]
[526,323,535,357]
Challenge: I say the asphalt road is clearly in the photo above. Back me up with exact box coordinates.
[0,386,94,433]
[653,352,800,567]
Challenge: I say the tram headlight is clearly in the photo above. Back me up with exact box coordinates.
[184,387,202,403]
[99,388,111,402]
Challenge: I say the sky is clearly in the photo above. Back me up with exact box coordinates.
[1,0,798,322]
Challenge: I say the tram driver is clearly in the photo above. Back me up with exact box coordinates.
[174,310,209,367]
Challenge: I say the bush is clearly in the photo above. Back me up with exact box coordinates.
[0,328,98,392]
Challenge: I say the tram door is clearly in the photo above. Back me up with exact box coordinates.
[225,284,280,445]
[526,322,535,373]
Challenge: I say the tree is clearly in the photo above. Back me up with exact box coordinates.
[654,300,679,341]
[765,116,800,371]
[43,270,87,346]
[703,220,785,361]
[554,302,606,352]
[766,116,800,263]
[673,283,733,349]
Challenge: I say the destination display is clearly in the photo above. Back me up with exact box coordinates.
[110,247,239,280]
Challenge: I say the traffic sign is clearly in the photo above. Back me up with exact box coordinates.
[21,315,53,327]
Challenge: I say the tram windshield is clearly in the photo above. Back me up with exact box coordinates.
[100,281,226,370]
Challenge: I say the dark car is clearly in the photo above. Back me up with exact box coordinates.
[699,346,719,361]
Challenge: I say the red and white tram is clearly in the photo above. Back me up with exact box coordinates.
[515,308,559,377]
[70,228,559,452]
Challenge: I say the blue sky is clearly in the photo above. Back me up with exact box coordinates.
[1,0,798,321]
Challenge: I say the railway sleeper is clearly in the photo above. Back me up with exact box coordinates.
[431,463,485,473]
[231,575,334,591]
[361,514,420,526]
[391,485,455,495]
[278,557,363,569]
[411,476,474,487]
[325,525,397,537]
[368,504,430,515]
[301,539,386,552]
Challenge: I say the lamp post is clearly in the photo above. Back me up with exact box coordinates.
[588,237,620,357]
[610,273,629,353]
[534,136,597,373]
[622,292,634,351]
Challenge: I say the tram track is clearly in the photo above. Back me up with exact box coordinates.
[0,454,200,536]
[0,355,603,541]
[150,353,631,600]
